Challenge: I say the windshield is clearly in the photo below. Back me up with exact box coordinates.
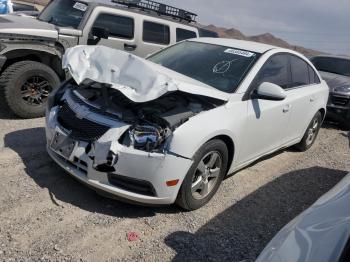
[148,41,260,93]
[38,0,88,29]
[311,57,350,77]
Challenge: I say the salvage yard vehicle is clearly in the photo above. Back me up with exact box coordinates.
[46,38,329,210]
[310,56,350,129]
[257,173,350,262]
[0,0,216,118]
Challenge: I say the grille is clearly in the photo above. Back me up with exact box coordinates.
[108,174,156,197]
[57,103,110,141]
[331,95,350,106]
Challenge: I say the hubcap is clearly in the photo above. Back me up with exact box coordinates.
[191,151,222,200]
[21,76,52,105]
[306,118,319,145]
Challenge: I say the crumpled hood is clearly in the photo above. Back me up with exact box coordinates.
[62,45,230,103]
[256,173,350,262]
[0,14,58,39]
[319,71,350,93]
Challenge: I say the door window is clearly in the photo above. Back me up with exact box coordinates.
[308,65,321,84]
[255,54,291,89]
[290,55,310,88]
[176,28,197,42]
[143,21,170,45]
[92,13,134,39]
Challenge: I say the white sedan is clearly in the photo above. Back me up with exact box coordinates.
[46,38,329,210]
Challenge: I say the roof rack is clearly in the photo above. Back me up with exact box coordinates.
[112,0,197,23]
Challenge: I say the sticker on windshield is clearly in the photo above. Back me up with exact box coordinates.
[224,49,255,57]
[73,2,87,12]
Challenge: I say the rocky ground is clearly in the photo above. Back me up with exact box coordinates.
[0,103,349,262]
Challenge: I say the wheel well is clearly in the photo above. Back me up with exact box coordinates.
[2,50,64,79]
[212,135,235,174]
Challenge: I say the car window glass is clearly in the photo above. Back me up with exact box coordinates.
[308,65,321,84]
[311,57,350,77]
[290,55,310,87]
[255,54,290,89]
[149,41,259,93]
[143,21,170,45]
[176,28,197,42]
[93,13,134,39]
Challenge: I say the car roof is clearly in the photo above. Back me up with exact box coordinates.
[192,38,278,53]
[78,0,198,27]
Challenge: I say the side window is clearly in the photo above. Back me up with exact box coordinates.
[308,65,321,84]
[143,21,170,45]
[176,28,197,42]
[290,55,310,88]
[93,13,134,39]
[255,54,290,89]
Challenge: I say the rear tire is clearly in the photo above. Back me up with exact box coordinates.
[0,61,60,119]
[176,139,229,211]
[295,111,322,151]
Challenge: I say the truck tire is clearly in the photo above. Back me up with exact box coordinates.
[0,61,60,119]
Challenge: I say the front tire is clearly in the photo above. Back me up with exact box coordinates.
[0,61,60,119]
[295,111,322,151]
[176,139,229,211]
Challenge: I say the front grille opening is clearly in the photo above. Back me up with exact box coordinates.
[332,95,350,106]
[57,103,110,141]
[108,174,156,197]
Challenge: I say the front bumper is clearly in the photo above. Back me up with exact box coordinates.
[46,107,193,205]
[327,92,350,122]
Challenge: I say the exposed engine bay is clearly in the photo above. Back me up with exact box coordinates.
[53,80,225,153]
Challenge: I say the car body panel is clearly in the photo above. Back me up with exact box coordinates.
[257,173,350,262]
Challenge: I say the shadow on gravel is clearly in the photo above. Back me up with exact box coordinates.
[4,127,179,218]
[165,167,348,262]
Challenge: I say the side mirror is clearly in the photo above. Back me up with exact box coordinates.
[253,82,287,101]
[91,27,110,39]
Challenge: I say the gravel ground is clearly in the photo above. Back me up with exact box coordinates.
[0,102,349,262]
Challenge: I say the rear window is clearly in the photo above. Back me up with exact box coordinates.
[290,55,310,88]
[176,28,197,42]
[198,28,219,38]
[143,21,170,45]
[311,57,350,77]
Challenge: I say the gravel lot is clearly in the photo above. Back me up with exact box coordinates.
[0,101,349,262]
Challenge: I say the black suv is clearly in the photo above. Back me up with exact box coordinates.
[310,56,350,129]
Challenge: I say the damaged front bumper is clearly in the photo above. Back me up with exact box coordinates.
[45,106,193,205]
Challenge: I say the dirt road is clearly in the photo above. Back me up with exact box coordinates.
[0,103,349,261]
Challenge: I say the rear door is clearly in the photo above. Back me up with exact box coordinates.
[285,55,323,140]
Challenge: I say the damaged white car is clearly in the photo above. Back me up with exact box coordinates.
[46,38,329,210]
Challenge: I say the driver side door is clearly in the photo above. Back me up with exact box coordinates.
[79,8,139,55]
[239,54,293,163]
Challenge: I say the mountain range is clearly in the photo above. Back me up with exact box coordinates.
[201,24,323,57]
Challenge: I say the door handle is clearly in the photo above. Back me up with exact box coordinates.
[283,104,292,113]
[124,43,137,51]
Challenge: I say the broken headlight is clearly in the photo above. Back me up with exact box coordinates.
[129,124,164,152]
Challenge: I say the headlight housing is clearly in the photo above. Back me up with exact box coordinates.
[334,86,350,93]
[129,124,165,152]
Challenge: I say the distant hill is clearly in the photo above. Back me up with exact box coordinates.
[201,24,324,57]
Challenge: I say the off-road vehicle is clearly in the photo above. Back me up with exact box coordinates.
[0,0,217,118]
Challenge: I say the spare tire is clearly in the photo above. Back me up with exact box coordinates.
[0,61,60,119]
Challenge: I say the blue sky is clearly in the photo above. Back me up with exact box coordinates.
[161,0,350,55]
